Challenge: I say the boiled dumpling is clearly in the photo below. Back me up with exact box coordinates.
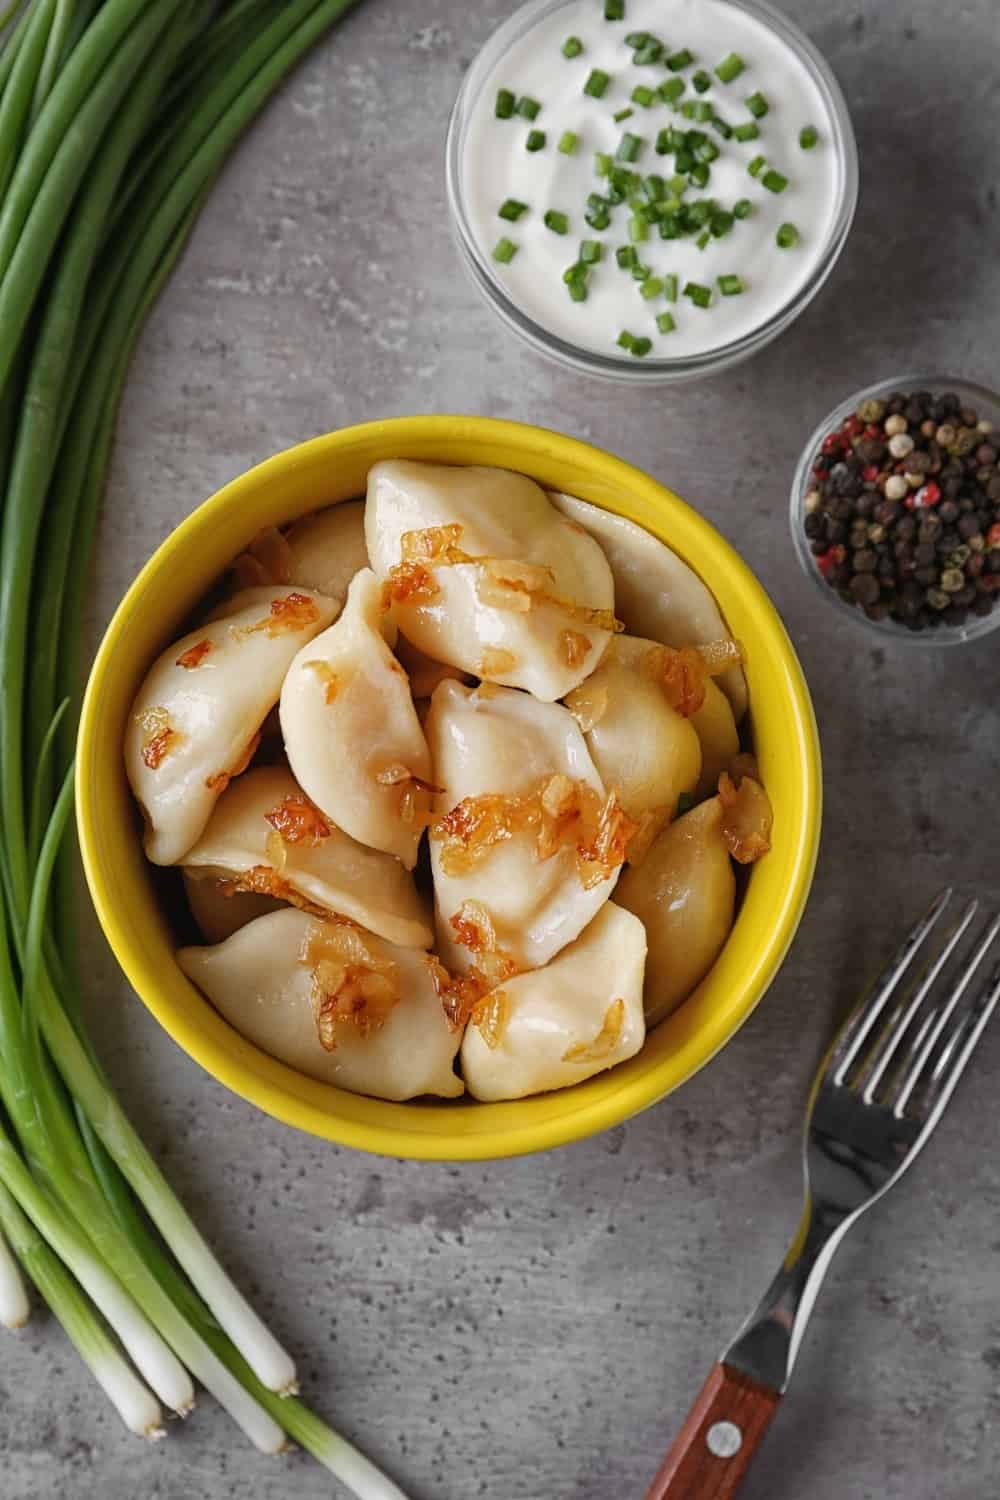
[690,679,740,801]
[615,796,735,1026]
[178,909,463,1101]
[365,460,616,701]
[279,569,433,869]
[425,680,628,973]
[549,493,747,721]
[564,635,701,846]
[183,870,285,944]
[460,903,646,1101]
[183,765,433,949]
[126,586,336,865]
[228,502,368,615]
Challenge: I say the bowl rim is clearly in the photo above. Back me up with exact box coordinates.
[789,372,1000,647]
[444,0,859,384]
[78,415,822,1159]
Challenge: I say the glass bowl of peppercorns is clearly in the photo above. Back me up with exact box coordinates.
[790,375,1000,643]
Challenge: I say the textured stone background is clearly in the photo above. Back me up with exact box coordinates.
[5,1,1000,1497]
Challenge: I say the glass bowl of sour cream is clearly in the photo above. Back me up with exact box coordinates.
[446,0,858,383]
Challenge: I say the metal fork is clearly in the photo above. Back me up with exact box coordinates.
[645,889,1000,1500]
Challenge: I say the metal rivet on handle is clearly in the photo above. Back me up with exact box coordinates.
[706,1421,743,1458]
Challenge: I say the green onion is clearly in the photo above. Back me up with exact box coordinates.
[666,48,694,70]
[580,239,602,263]
[558,129,579,154]
[684,280,712,307]
[711,210,734,236]
[776,221,800,248]
[762,167,788,193]
[594,151,613,176]
[628,212,648,241]
[718,273,744,295]
[631,84,656,106]
[616,244,638,268]
[710,113,732,139]
[585,197,611,229]
[696,228,710,249]
[625,30,651,47]
[584,68,611,97]
[679,100,696,119]
[544,209,569,234]
[664,273,678,302]
[748,153,767,177]
[631,259,651,280]
[746,90,769,117]
[633,39,663,64]
[517,94,541,119]
[617,329,636,350]
[733,120,759,141]
[613,106,634,122]
[691,69,712,93]
[605,0,625,18]
[696,139,721,162]
[733,197,753,218]
[656,310,676,333]
[492,237,518,262]
[562,35,584,58]
[495,87,516,118]
[639,275,664,300]
[567,280,588,302]
[674,146,694,172]
[692,100,713,122]
[689,161,710,188]
[617,131,644,161]
[668,172,688,194]
[525,128,546,151]
[799,124,819,149]
[658,76,685,104]
[714,52,745,83]
[642,173,665,200]
[631,336,652,356]
[498,198,528,221]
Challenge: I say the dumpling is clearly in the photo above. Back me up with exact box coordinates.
[425,680,629,973]
[183,766,433,949]
[228,502,369,615]
[564,635,701,845]
[549,492,747,721]
[183,870,284,944]
[126,586,336,865]
[365,460,616,701]
[279,569,433,869]
[690,679,740,802]
[178,909,463,1101]
[615,797,735,1026]
[460,903,646,1101]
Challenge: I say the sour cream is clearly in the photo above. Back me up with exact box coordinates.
[459,0,843,362]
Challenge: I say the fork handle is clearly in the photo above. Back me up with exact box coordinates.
[644,1362,781,1500]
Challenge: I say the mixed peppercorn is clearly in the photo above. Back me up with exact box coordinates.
[802,389,1000,630]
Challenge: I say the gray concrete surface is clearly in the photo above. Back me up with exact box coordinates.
[5,2,1000,1497]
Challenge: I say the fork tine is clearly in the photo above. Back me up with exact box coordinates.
[860,901,979,1104]
[910,959,1000,1121]
[892,913,1000,1118]
[830,887,952,1086]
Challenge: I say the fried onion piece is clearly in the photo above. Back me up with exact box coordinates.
[175,639,213,670]
[697,638,745,676]
[234,592,322,639]
[562,998,626,1063]
[299,920,400,1050]
[381,560,441,609]
[135,707,181,770]
[447,902,520,988]
[562,677,609,734]
[718,772,772,864]
[471,989,509,1050]
[400,523,473,564]
[305,659,340,704]
[641,639,745,719]
[373,763,441,829]
[560,630,593,670]
[264,792,331,845]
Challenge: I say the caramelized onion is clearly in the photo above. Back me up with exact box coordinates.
[562,998,626,1063]
[299,921,399,1050]
[718,772,773,864]
[477,647,517,676]
[135,707,180,770]
[264,792,331,846]
[559,629,593,669]
[305,659,340,703]
[175,639,213,670]
[563,678,609,733]
[235,592,322,639]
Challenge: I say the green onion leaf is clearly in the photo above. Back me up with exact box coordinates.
[696,228,710,249]
[733,120,759,141]
[617,131,644,162]
[558,130,579,154]
[585,197,612,229]
[605,0,625,19]
[657,310,677,333]
[525,128,546,152]
[584,68,611,97]
[625,30,651,47]
[658,77,685,104]
[664,273,679,302]
[799,124,819,149]
[631,259,651,280]
[689,161,710,188]
[568,279,588,301]
[692,69,712,93]
[733,197,753,218]
[711,210,734,236]
[748,153,767,178]
[594,151,614,176]
[580,239,603,263]
[493,237,518,263]
[666,48,695,70]
[746,90,769,117]
[718,273,744,295]
[696,139,721,162]
[562,35,584,58]
[776,221,800,248]
[617,329,636,350]
[714,52,745,83]
[633,39,663,64]
[517,95,542,120]
[710,113,733,139]
[630,336,652,356]
[495,88,516,119]
[498,198,529,221]
[616,244,638,269]
[613,107,634,122]
[631,84,656,106]
[684,280,712,307]
[639,275,664,300]
[642,173,666,200]
[628,212,648,242]
[762,167,788,193]
[544,209,569,234]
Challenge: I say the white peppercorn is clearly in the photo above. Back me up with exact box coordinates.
[888,432,915,459]
[884,414,908,437]
[883,474,909,501]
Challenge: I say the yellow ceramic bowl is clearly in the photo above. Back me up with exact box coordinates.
[78,416,821,1160]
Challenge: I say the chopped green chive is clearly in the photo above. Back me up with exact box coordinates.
[711,210,735,237]
[748,154,767,177]
[631,84,656,106]
[710,114,733,139]
[664,273,678,302]
[640,275,664,300]
[684,280,712,307]
[689,162,710,188]
[776,221,800,248]
[628,212,649,242]
[762,168,788,193]
[666,48,694,70]
[631,336,652,356]
[658,213,681,239]
[584,68,611,97]
[498,198,529,221]
[696,139,721,163]
[617,132,645,162]
[562,35,584,58]
[656,311,677,334]
[562,262,586,283]
[568,279,588,302]
[679,100,697,119]
[658,77,686,104]
[604,0,625,18]
[674,146,695,172]
[594,151,613,176]
[668,173,689,194]
[718,274,744,295]
[585,196,612,229]
[495,89,516,119]
[580,239,603,263]
[733,121,760,141]
[746,91,769,118]
[692,69,712,93]
[525,129,546,152]
[616,244,638,269]
[625,30,650,47]
[634,39,663,65]
[558,130,579,155]
[733,197,753,218]
[800,124,819,149]
[631,259,651,280]
[642,173,666,199]
[517,95,542,120]
[613,107,635,122]
[692,100,714,122]
[696,228,711,249]
[544,209,570,234]
[714,52,745,83]
[492,237,518,263]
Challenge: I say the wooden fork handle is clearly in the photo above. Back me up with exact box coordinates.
[644,1362,781,1500]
